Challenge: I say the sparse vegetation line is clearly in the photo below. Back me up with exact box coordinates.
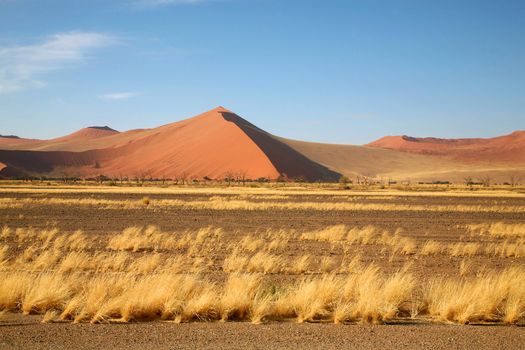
[0,197,524,213]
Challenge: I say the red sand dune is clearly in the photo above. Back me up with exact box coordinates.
[0,107,339,181]
[367,131,525,164]
[1,107,523,181]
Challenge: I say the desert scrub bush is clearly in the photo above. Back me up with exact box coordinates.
[247,252,282,274]
[487,240,525,258]
[288,255,310,274]
[300,225,348,241]
[1,226,10,239]
[319,256,337,273]
[423,267,525,324]
[21,272,73,315]
[39,228,59,249]
[449,242,480,257]
[107,225,178,252]
[220,274,263,321]
[341,254,363,273]
[15,227,38,242]
[0,272,33,310]
[127,254,162,274]
[378,230,417,257]
[265,229,291,251]
[419,240,443,255]
[459,259,473,277]
[275,274,341,323]
[65,230,91,250]
[346,226,379,245]
[223,249,250,273]
[239,235,264,252]
[337,265,415,324]
[58,251,93,272]
[467,222,525,238]
[30,249,62,271]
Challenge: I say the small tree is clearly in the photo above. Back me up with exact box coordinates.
[509,174,521,187]
[223,171,235,186]
[180,172,189,185]
[236,170,248,186]
[338,175,351,189]
[480,176,491,187]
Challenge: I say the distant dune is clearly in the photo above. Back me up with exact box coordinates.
[367,131,525,164]
[0,107,523,182]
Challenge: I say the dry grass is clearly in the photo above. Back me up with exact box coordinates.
[2,196,524,213]
[0,262,523,325]
[1,217,524,327]
[289,255,310,274]
[459,259,473,277]
[1,183,523,198]
[449,243,480,257]
[424,266,525,324]
[467,222,525,238]
[1,226,11,239]
[246,252,282,274]
[301,225,347,241]
[107,226,176,252]
[420,240,443,256]
[320,257,337,273]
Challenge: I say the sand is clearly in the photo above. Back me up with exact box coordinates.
[0,107,524,182]
[367,131,525,164]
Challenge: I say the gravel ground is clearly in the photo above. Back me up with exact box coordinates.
[1,315,524,350]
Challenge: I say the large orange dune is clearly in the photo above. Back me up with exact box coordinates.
[0,107,339,181]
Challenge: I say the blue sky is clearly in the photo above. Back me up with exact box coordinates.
[0,0,524,144]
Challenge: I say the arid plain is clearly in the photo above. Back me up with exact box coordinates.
[1,183,524,349]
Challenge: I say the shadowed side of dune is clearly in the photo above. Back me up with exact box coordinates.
[0,149,113,177]
[221,112,341,181]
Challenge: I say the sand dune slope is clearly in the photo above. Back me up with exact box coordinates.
[0,107,339,181]
[281,138,525,183]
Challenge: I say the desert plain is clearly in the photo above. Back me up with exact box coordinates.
[0,182,524,349]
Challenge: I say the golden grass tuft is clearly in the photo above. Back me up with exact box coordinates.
[277,274,341,323]
[449,242,480,257]
[420,240,443,256]
[423,267,525,324]
[301,225,347,242]
[21,272,72,315]
[1,226,11,239]
[320,256,337,273]
[107,225,178,252]
[289,255,310,274]
[467,222,525,238]
[220,274,262,321]
[247,252,282,274]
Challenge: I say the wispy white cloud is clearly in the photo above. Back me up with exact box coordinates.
[98,92,141,100]
[0,32,115,94]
